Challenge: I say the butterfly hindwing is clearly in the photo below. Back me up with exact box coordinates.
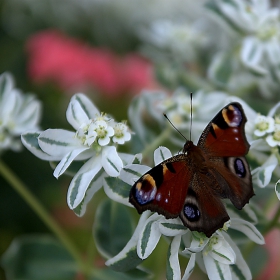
[180,172,229,237]
[129,154,192,218]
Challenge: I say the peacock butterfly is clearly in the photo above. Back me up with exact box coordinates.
[129,102,254,237]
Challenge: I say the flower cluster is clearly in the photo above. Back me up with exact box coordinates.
[22,93,132,216]
[207,0,280,97]
[0,72,41,154]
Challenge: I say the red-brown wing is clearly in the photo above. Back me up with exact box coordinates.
[179,172,229,238]
[197,102,249,157]
[129,154,192,218]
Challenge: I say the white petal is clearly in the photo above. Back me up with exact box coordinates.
[67,156,102,209]
[38,129,83,157]
[98,136,110,146]
[154,146,172,165]
[102,146,123,177]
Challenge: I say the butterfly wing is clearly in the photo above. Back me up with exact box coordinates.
[197,102,254,208]
[197,102,250,156]
[180,172,229,237]
[129,154,192,218]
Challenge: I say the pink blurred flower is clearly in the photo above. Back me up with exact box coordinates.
[26,30,158,96]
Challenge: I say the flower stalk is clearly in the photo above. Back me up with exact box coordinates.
[0,160,88,275]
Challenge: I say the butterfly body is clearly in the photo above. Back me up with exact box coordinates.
[129,102,254,237]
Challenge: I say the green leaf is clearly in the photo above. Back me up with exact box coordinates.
[90,267,151,280]
[93,199,134,258]
[1,235,77,280]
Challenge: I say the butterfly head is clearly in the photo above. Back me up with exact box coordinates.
[183,140,194,154]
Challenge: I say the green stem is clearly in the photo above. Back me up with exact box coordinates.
[0,160,87,274]
[141,126,172,160]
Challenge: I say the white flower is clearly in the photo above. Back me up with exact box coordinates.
[22,93,132,215]
[0,72,41,153]
[139,19,206,61]
[254,115,275,137]
[112,122,131,145]
[266,124,280,147]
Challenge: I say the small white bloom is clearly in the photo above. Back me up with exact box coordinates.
[0,72,41,153]
[266,124,280,147]
[91,120,114,146]
[112,122,131,144]
[254,115,274,137]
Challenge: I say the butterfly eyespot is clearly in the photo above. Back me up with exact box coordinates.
[234,158,246,178]
[183,203,200,222]
[223,105,243,127]
[134,178,157,205]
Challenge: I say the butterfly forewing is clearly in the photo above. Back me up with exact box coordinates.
[198,102,250,157]
[129,155,192,218]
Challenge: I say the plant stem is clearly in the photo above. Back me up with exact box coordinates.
[0,160,87,273]
[141,126,172,159]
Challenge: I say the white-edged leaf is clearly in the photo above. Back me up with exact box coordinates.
[66,99,90,130]
[154,146,172,165]
[241,37,267,76]
[103,177,132,207]
[21,132,60,161]
[223,232,252,280]
[53,147,89,178]
[137,213,162,259]
[166,235,181,280]
[102,146,123,177]
[184,233,208,253]
[210,236,235,265]
[66,93,99,130]
[38,129,84,157]
[67,156,102,209]
[120,164,150,185]
[230,218,265,244]
[182,253,196,280]
[203,254,232,280]
[73,169,105,217]
[106,211,150,270]
[253,154,278,188]
[275,179,280,200]
[158,218,188,236]
[119,152,142,166]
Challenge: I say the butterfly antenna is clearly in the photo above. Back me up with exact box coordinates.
[190,93,193,141]
[163,114,188,141]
